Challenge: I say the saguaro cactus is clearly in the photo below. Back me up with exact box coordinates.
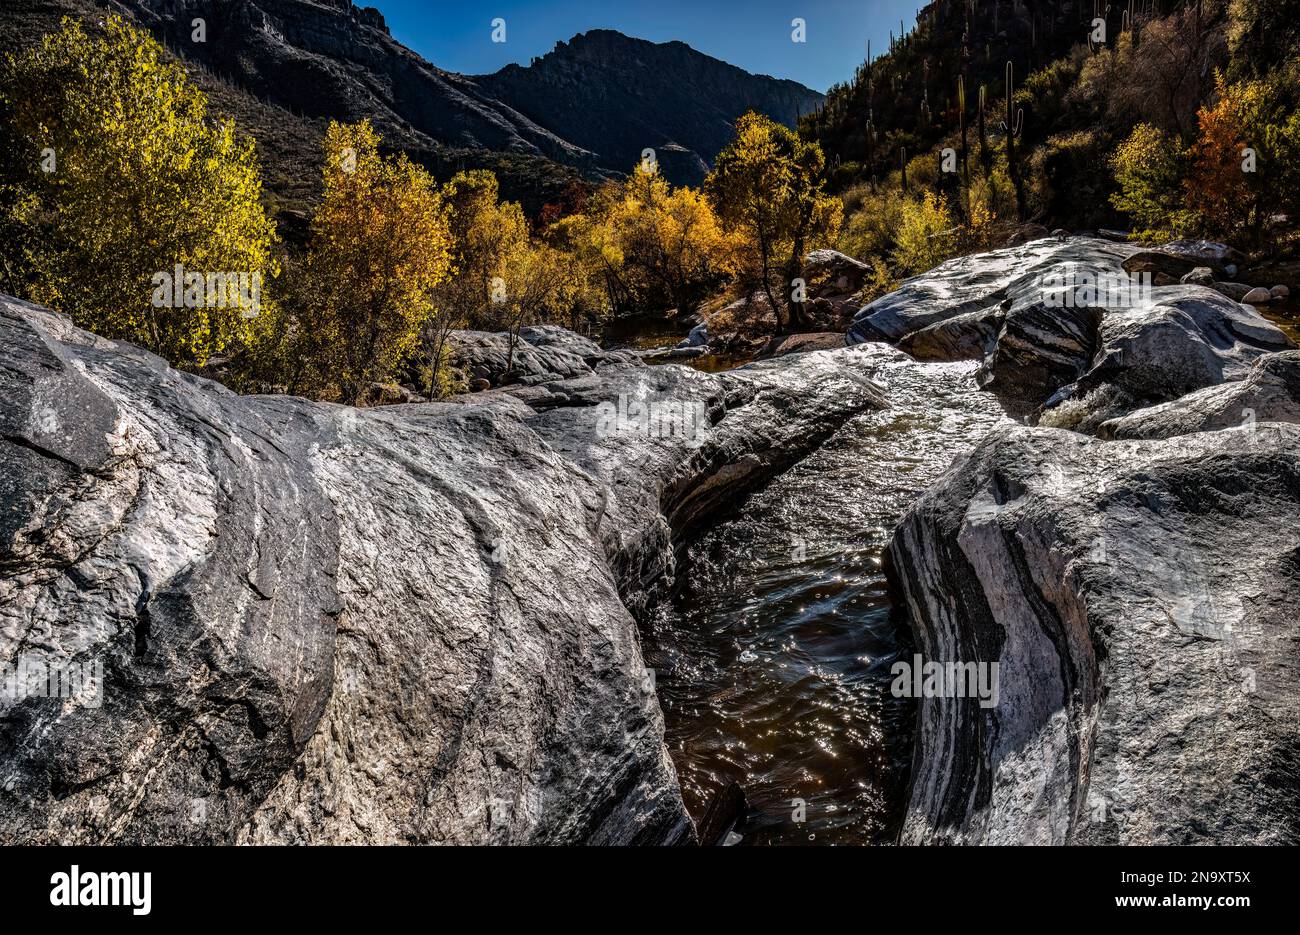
[1002,62,1026,220]
[1122,0,1143,47]
[978,83,989,174]
[957,75,969,186]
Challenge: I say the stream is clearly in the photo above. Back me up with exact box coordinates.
[641,353,1012,845]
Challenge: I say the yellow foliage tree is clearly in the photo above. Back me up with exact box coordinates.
[541,210,616,329]
[1110,123,1192,241]
[420,169,529,394]
[891,192,956,276]
[435,169,530,330]
[291,120,452,403]
[705,112,840,334]
[546,185,636,315]
[0,15,278,367]
[603,162,734,316]
[494,240,577,372]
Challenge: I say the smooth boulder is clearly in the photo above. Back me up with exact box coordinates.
[849,236,1136,345]
[897,307,1003,362]
[1040,286,1295,430]
[1099,350,1300,440]
[446,325,635,389]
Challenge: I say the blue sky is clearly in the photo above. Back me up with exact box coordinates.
[376,0,926,93]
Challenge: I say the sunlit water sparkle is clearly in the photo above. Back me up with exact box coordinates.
[643,355,1012,846]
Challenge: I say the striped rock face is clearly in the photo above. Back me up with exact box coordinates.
[850,236,1296,431]
[889,421,1300,845]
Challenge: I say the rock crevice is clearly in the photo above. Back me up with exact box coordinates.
[0,294,888,845]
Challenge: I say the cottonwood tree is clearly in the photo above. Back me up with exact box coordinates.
[705,112,840,334]
[424,169,529,395]
[546,185,639,316]
[0,15,278,366]
[493,241,574,374]
[426,168,590,383]
[292,120,452,403]
[603,162,733,317]
[538,210,614,330]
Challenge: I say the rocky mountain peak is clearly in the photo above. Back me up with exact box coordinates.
[5,0,820,202]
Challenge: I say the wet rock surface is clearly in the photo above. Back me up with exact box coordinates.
[1099,350,1300,440]
[0,293,886,844]
[1041,286,1295,430]
[975,299,1102,404]
[6,234,1298,848]
[446,325,637,389]
[847,236,1137,345]
[897,307,1003,362]
[849,237,1300,846]
[850,237,1296,428]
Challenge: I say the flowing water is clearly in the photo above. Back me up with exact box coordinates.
[642,354,1012,846]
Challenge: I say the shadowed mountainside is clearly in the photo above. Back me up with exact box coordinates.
[477,29,824,185]
[0,0,822,210]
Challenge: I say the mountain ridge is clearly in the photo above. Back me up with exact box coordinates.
[1,0,823,208]
[478,28,823,184]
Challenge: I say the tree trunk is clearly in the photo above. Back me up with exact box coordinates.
[786,219,811,331]
[427,322,451,399]
[757,229,785,336]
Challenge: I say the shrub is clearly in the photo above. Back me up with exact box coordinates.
[834,182,905,262]
[891,192,957,276]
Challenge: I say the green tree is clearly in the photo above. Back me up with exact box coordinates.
[1110,123,1192,240]
[0,15,278,366]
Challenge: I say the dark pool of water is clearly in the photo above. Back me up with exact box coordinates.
[602,310,689,349]
[642,356,1011,846]
[645,350,755,373]
[1259,299,1300,345]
